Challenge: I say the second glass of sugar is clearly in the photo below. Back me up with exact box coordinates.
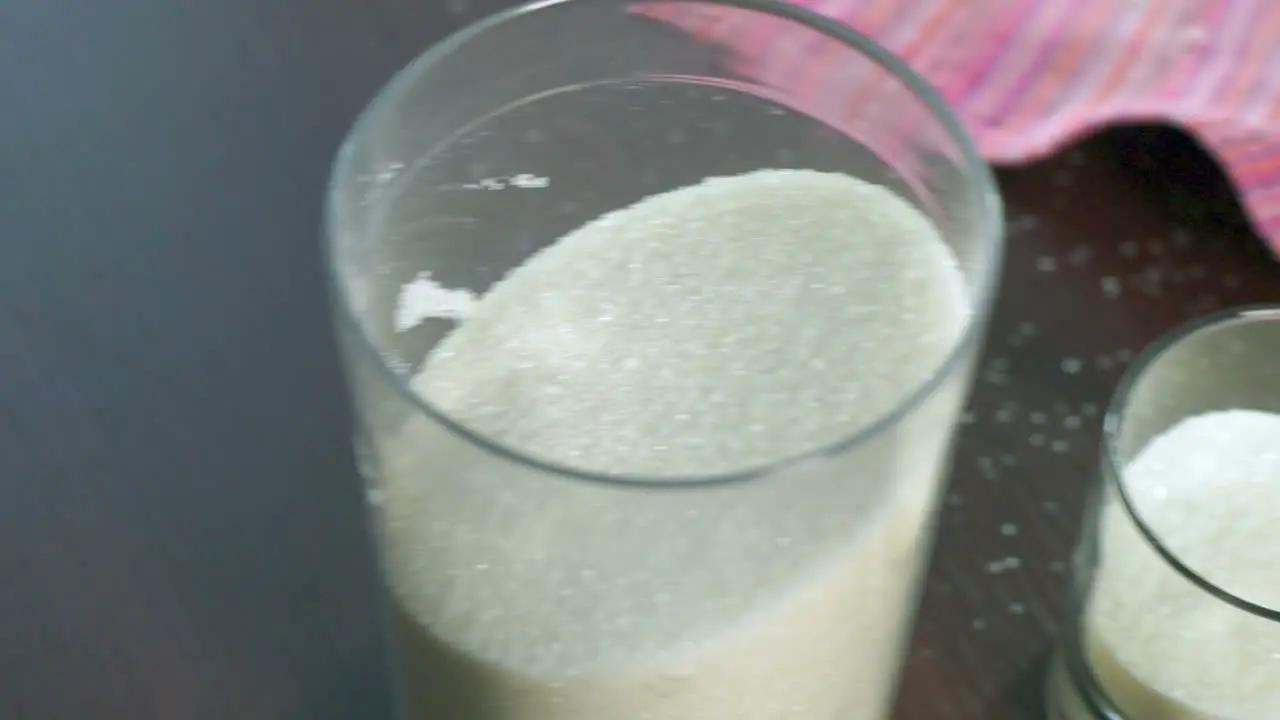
[1048,306,1280,720]
[326,1,1003,718]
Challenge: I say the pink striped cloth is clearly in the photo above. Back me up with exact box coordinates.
[638,0,1280,256]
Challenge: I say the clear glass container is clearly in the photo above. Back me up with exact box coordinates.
[1048,305,1280,720]
[325,1,1002,718]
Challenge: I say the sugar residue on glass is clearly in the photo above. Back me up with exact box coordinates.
[394,272,477,332]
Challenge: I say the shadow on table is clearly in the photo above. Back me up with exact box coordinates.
[1106,124,1259,243]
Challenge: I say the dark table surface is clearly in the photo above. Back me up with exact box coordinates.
[2,1,1278,718]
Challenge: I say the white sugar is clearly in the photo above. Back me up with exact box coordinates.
[1087,409,1280,719]
[413,169,967,478]
[381,169,971,719]
[394,271,477,330]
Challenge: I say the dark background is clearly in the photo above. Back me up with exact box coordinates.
[1,1,1277,718]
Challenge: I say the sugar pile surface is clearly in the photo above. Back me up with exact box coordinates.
[381,169,971,719]
[414,169,967,478]
[1089,409,1280,719]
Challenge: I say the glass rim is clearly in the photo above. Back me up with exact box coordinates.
[1055,615,1133,720]
[1101,302,1280,621]
[323,0,1004,489]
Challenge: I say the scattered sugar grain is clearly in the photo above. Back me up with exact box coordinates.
[986,557,1022,574]
[1068,245,1094,266]
[977,456,998,479]
[1102,276,1122,298]
[1008,215,1040,233]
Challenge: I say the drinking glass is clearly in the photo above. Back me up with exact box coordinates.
[1048,305,1280,720]
[325,1,1002,718]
